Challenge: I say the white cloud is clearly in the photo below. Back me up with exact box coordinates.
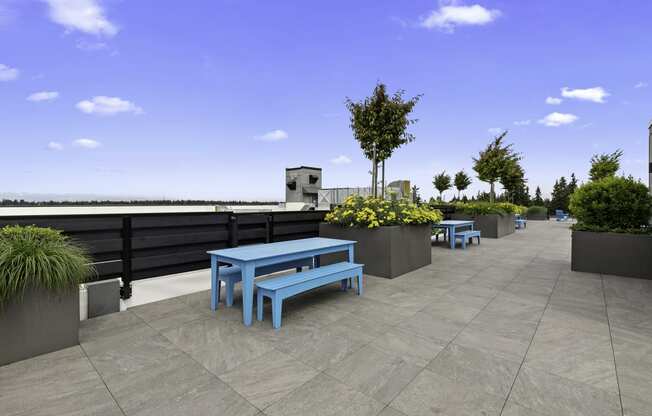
[75,39,108,51]
[421,2,501,32]
[331,155,352,165]
[487,127,503,135]
[27,91,59,102]
[0,63,19,81]
[73,138,101,148]
[545,97,562,105]
[76,96,143,115]
[43,0,118,36]
[538,112,578,127]
[256,129,288,142]
[634,81,648,89]
[47,141,63,151]
[561,86,609,103]
[513,120,531,126]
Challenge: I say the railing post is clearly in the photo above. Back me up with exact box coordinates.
[120,216,133,299]
[266,214,274,243]
[228,214,238,247]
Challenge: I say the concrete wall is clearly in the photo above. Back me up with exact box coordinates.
[285,166,322,204]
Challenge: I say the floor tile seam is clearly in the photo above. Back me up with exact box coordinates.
[137,315,268,414]
[601,274,625,416]
[78,343,128,416]
[498,266,564,416]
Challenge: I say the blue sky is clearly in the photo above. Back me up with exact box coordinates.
[1,0,651,201]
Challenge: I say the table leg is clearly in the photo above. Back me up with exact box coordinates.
[450,226,456,250]
[210,255,218,311]
[241,263,255,326]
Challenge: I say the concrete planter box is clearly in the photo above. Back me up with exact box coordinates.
[572,231,652,279]
[319,223,431,278]
[450,213,515,238]
[526,213,548,221]
[0,288,79,366]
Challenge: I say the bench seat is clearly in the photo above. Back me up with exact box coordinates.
[515,218,527,229]
[256,261,364,329]
[216,258,313,307]
[454,230,480,249]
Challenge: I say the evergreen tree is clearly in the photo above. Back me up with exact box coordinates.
[550,176,570,211]
[532,186,544,206]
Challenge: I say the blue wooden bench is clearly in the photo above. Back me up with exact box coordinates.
[216,258,313,307]
[454,230,480,249]
[555,210,569,221]
[256,261,363,329]
[515,215,527,229]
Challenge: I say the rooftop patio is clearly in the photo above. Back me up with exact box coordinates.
[1,220,651,416]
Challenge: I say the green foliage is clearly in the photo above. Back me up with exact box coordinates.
[345,83,422,162]
[433,171,452,200]
[569,176,652,232]
[325,196,443,229]
[532,186,544,206]
[411,185,421,204]
[550,174,578,213]
[453,170,472,198]
[0,226,94,306]
[526,206,548,217]
[589,150,622,181]
[454,201,526,216]
[472,132,522,203]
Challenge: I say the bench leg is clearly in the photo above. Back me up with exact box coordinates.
[477,236,481,245]
[272,294,283,329]
[257,290,263,321]
[210,256,219,310]
[340,279,348,291]
[356,271,363,296]
[296,267,302,272]
[226,279,235,307]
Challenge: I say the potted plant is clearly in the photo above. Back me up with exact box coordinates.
[450,201,524,238]
[570,176,652,279]
[319,196,442,278]
[0,225,94,365]
[526,205,548,221]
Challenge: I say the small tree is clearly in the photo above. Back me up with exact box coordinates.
[589,150,623,181]
[501,161,528,204]
[453,170,472,199]
[345,83,421,197]
[532,186,544,206]
[411,185,421,204]
[472,131,521,203]
[550,176,571,212]
[433,171,452,201]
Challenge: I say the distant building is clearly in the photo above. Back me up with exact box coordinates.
[285,166,322,205]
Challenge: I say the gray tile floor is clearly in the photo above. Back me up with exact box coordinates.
[2,221,651,416]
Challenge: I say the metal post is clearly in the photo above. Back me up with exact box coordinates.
[120,216,133,299]
[228,215,238,247]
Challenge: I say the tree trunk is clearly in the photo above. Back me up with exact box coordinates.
[371,144,377,198]
[490,182,495,203]
[381,160,385,199]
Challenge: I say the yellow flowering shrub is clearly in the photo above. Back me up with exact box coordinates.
[325,196,443,229]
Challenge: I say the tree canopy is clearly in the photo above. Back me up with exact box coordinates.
[345,83,422,162]
[453,170,472,199]
[472,131,522,203]
[589,150,622,181]
[433,171,452,201]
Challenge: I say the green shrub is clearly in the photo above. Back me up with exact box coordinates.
[454,201,525,216]
[0,225,94,305]
[325,196,443,228]
[569,176,652,233]
[526,206,548,217]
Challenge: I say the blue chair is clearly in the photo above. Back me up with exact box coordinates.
[555,210,569,221]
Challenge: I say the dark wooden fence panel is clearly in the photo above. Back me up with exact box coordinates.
[0,210,328,298]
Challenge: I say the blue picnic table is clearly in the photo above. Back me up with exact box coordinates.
[432,220,475,250]
[207,237,356,326]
